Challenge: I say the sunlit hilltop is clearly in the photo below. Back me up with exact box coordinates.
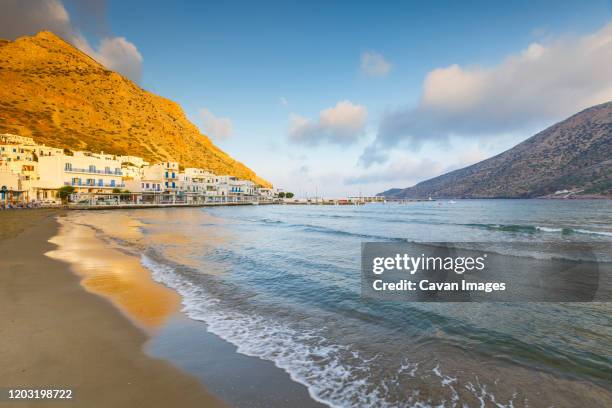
[0,31,270,187]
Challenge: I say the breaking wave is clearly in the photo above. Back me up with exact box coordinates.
[465,223,612,237]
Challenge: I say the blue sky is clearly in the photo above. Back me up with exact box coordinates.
[5,0,612,196]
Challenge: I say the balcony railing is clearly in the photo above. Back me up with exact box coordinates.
[65,167,123,176]
[64,181,125,188]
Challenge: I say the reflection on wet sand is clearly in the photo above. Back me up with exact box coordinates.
[47,217,181,331]
[42,206,612,407]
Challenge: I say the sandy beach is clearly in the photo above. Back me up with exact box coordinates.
[2,205,610,408]
[0,210,226,407]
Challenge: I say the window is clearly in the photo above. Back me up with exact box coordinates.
[98,179,103,186]
[65,163,72,171]
[105,167,111,174]
[110,180,115,187]
[89,165,96,172]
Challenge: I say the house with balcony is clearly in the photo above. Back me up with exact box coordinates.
[256,187,277,199]
[215,175,255,199]
[37,154,124,198]
[0,162,27,204]
[124,163,163,194]
[0,134,65,201]
[1,134,39,181]
[182,168,219,196]
[160,162,180,191]
[121,163,144,181]
[236,179,256,196]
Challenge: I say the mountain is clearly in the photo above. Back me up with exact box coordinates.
[0,31,270,187]
[379,102,612,199]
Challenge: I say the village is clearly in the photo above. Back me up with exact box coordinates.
[0,133,387,208]
[0,133,280,208]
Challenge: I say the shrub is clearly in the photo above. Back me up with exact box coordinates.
[58,185,75,203]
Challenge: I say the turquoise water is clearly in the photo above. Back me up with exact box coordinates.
[79,200,612,407]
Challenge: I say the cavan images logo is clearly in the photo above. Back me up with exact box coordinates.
[361,242,609,302]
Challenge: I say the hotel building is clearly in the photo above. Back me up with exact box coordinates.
[181,168,219,196]
[37,153,124,196]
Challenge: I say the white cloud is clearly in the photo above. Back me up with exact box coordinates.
[346,157,443,185]
[289,100,368,146]
[0,0,143,82]
[198,108,234,141]
[361,23,612,165]
[94,37,142,82]
[74,35,142,82]
[361,51,392,77]
[440,147,490,174]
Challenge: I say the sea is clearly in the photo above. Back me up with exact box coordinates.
[65,200,612,407]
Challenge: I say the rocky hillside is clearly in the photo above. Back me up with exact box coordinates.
[0,31,270,187]
[380,102,612,198]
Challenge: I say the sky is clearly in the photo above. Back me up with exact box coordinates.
[2,0,612,197]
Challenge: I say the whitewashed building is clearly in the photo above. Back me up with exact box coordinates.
[125,163,163,193]
[37,153,124,195]
[160,162,180,191]
[0,133,275,204]
[181,168,218,196]
[256,186,276,199]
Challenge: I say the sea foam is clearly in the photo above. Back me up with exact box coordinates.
[142,254,397,408]
[140,254,513,407]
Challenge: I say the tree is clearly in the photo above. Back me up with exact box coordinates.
[58,186,75,203]
[117,189,131,202]
[112,188,122,193]
[285,192,294,198]
[278,192,286,198]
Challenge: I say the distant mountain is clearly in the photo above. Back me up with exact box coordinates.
[379,102,612,198]
[0,31,270,187]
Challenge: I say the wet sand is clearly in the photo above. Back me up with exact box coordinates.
[46,209,326,408]
[0,210,226,407]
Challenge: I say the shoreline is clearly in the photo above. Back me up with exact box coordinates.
[3,205,610,407]
[48,209,327,408]
[0,209,226,407]
[1,196,609,214]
